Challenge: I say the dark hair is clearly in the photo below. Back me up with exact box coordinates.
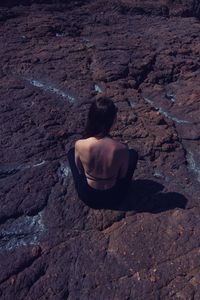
[84,97,118,138]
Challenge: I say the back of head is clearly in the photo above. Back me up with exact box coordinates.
[84,97,118,138]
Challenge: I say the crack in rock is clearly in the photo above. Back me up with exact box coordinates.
[26,79,75,103]
[0,212,45,251]
[143,97,190,124]
[0,161,47,178]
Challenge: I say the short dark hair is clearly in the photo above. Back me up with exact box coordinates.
[84,97,118,138]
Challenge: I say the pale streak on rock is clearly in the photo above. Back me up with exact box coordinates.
[55,32,63,37]
[165,92,176,102]
[186,151,200,182]
[153,170,172,183]
[61,166,72,178]
[153,170,164,178]
[94,84,102,93]
[0,161,46,178]
[57,163,72,184]
[27,79,75,103]
[130,100,136,108]
[22,160,46,170]
[32,160,46,167]
[0,212,45,251]
[143,97,190,124]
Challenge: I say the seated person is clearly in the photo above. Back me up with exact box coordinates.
[67,96,138,208]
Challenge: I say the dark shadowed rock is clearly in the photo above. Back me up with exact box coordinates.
[0,0,200,299]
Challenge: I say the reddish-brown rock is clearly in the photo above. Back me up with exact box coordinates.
[0,0,200,299]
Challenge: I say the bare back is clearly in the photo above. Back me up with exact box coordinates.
[75,137,129,190]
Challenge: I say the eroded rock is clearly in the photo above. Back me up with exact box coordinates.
[1,0,200,299]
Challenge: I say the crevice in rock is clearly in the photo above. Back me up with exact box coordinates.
[134,54,157,89]
[116,3,169,18]
[0,212,24,226]
[192,0,200,19]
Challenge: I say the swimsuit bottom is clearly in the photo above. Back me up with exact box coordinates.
[76,174,130,209]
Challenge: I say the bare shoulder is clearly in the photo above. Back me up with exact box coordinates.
[75,140,82,148]
[75,139,80,149]
[75,138,92,152]
[75,139,84,152]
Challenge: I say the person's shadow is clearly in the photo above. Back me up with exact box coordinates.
[86,179,188,212]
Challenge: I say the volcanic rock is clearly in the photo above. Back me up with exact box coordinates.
[1,0,200,299]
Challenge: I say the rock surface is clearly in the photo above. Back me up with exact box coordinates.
[0,0,200,299]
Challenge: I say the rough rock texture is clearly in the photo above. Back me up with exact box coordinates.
[1,0,200,299]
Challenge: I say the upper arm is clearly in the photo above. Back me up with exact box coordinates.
[75,141,84,174]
